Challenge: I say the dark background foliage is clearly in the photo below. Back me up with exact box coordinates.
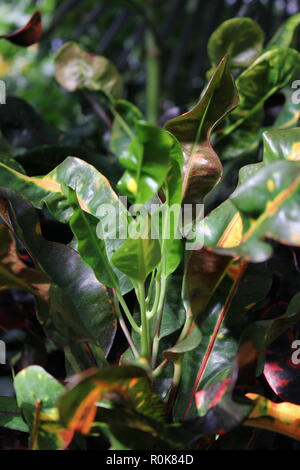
[0,0,300,450]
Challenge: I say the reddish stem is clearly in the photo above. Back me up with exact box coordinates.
[183,259,248,419]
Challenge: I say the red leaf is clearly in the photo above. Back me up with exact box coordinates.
[0,11,42,47]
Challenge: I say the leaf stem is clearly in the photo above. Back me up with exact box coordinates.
[113,293,139,359]
[183,259,248,419]
[31,399,41,450]
[137,282,151,360]
[81,89,112,128]
[108,104,135,140]
[115,289,141,334]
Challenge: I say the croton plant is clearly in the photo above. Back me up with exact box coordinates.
[0,13,300,450]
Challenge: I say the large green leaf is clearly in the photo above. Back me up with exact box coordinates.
[66,187,120,290]
[200,128,300,262]
[0,157,132,294]
[208,18,264,70]
[267,13,300,49]
[0,190,116,355]
[55,42,123,98]
[164,56,239,205]
[59,366,165,435]
[111,217,161,283]
[222,48,300,140]
[14,366,73,450]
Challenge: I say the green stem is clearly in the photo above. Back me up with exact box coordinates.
[113,293,139,359]
[108,104,135,140]
[152,358,168,377]
[145,8,160,124]
[115,290,141,334]
[218,86,278,141]
[150,275,167,367]
[138,283,150,360]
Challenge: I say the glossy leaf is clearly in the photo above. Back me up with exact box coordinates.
[14,366,73,450]
[59,366,165,434]
[200,129,300,261]
[222,48,300,139]
[262,128,300,163]
[208,18,264,70]
[110,99,144,160]
[164,56,239,205]
[267,13,300,49]
[117,122,182,205]
[66,187,120,290]
[273,87,300,130]
[225,160,300,261]
[111,218,161,283]
[55,42,123,98]
[193,367,252,434]
[0,155,24,173]
[0,157,132,293]
[0,11,42,47]
[0,190,116,355]
[164,324,202,361]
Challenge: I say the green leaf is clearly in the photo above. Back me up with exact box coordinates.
[164,324,202,361]
[267,13,300,49]
[227,160,300,261]
[0,154,25,173]
[110,99,144,160]
[111,217,161,283]
[0,157,132,293]
[200,128,300,262]
[262,127,300,163]
[0,396,28,433]
[208,18,264,70]
[222,48,300,139]
[14,366,73,450]
[66,187,120,290]
[117,122,181,204]
[272,87,300,130]
[164,56,239,205]
[59,366,165,435]
[54,42,123,98]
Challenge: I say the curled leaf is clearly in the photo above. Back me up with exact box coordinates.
[55,42,122,98]
[0,11,42,47]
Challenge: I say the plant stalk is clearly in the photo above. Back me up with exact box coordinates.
[145,6,160,124]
